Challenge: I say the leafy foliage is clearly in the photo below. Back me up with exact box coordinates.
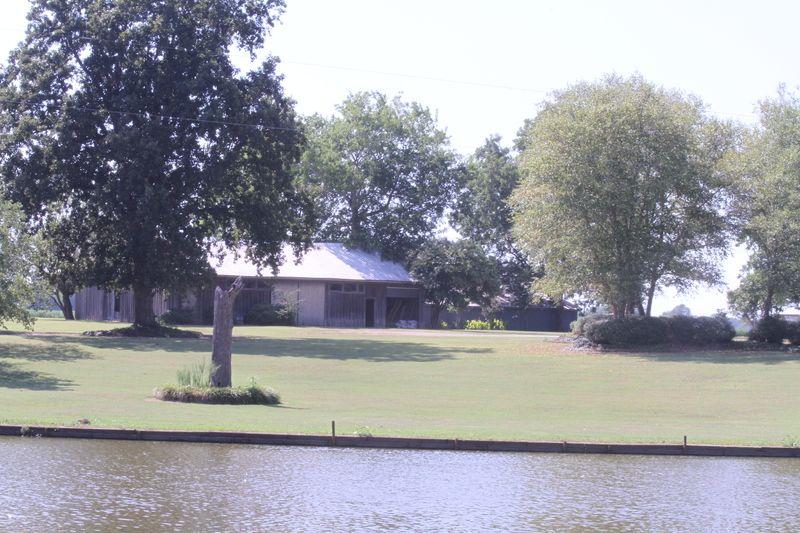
[662,304,692,317]
[570,314,612,336]
[243,302,294,326]
[511,75,732,317]
[36,220,93,320]
[410,239,500,328]
[727,88,800,319]
[452,136,536,307]
[748,316,790,344]
[787,322,800,346]
[0,197,41,329]
[464,318,506,330]
[299,92,458,261]
[584,316,672,346]
[0,0,314,326]
[663,316,735,344]
[158,308,196,326]
[154,381,280,405]
[582,315,734,346]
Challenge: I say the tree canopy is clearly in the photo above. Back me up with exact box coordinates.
[0,0,314,326]
[0,196,41,329]
[511,75,732,317]
[452,135,536,307]
[726,88,800,319]
[299,92,458,262]
[409,239,500,328]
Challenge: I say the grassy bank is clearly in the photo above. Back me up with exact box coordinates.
[1,318,799,446]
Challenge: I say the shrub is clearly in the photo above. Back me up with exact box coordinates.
[581,315,736,346]
[664,315,735,344]
[153,382,280,405]
[243,302,294,326]
[27,309,63,318]
[784,321,800,345]
[176,359,218,387]
[749,316,789,344]
[584,316,671,346]
[464,318,506,330]
[159,308,195,325]
[571,314,611,336]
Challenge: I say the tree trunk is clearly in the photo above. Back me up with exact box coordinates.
[133,286,157,327]
[761,286,774,320]
[645,285,657,318]
[430,304,442,329]
[61,290,75,320]
[211,277,244,388]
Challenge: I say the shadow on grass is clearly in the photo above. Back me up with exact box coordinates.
[611,346,800,365]
[11,335,484,362]
[0,361,74,390]
[0,342,93,362]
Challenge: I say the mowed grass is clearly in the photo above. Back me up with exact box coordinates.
[1,318,799,445]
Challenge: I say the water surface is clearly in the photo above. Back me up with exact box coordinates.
[1,437,798,531]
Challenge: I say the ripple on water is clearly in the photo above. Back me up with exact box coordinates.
[0,437,798,531]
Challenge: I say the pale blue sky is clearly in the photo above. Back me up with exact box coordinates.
[2,0,799,315]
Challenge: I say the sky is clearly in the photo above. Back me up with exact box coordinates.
[2,0,799,315]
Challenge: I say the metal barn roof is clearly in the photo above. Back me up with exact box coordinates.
[211,242,414,283]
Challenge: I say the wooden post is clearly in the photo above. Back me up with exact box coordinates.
[683,435,687,448]
[331,420,336,445]
[211,277,244,387]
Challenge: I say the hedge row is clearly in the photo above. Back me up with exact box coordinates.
[749,317,800,344]
[572,315,736,346]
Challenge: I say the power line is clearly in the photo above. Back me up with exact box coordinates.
[0,26,761,120]
[282,60,552,94]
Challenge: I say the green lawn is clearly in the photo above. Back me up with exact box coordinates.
[1,318,798,446]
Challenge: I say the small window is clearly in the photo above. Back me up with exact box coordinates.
[343,283,357,292]
[330,283,343,292]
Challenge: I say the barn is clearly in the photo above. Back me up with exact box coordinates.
[74,243,424,328]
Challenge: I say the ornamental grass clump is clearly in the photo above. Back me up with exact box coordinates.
[154,361,280,405]
[176,359,217,387]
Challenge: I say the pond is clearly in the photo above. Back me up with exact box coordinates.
[1,437,798,530]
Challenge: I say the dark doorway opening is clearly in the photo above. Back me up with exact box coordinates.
[365,298,375,327]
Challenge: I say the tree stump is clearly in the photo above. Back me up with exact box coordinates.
[211,276,244,387]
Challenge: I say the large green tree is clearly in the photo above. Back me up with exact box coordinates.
[36,219,93,320]
[300,92,458,261]
[511,75,732,317]
[0,196,41,329]
[409,239,500,328]
[0,0,313,327]
[452,135,536,307]
[727,88,800,319]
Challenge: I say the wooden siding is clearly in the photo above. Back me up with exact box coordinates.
[75,279,422,329]
[74,286,114,321]
[298,281,327,326]
[365,283,386,328]
[326,287,365,327]
[74,287,168,322]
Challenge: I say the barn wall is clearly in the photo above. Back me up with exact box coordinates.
[299,281,326,326]
[365,283,387,328]
[74,286,113,321]
[74,287,168,323]
[326,286,365,328]
[431,305,577,332]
